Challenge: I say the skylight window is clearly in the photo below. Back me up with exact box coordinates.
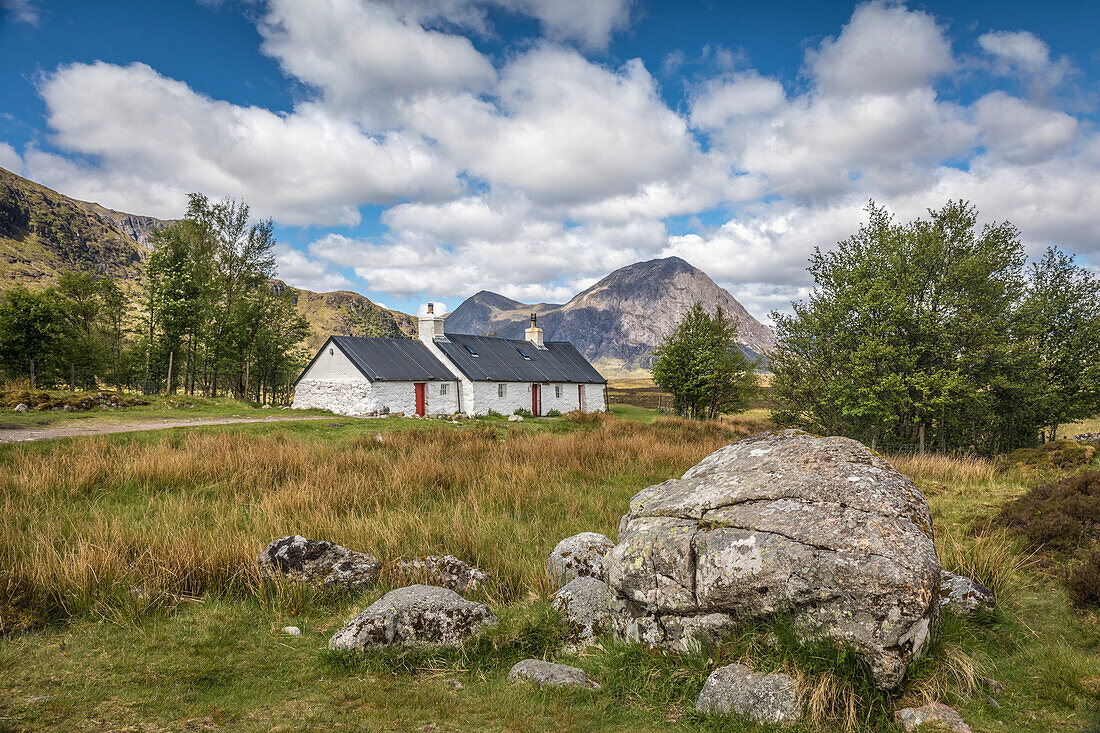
[516,347,531,360]
[463,344,479,357]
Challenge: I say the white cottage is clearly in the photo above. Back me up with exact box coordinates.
[292,303,607,417]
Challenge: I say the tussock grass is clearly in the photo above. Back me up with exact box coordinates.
[0,416,753,627]
[890,452,999,489]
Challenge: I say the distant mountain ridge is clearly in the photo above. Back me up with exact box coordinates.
[0,166,413,350]
[445,257,777,371]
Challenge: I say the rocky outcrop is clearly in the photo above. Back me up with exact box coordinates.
[695,663,801,725]
[895,702,971,732]
[551,577,613,649]
[939,571,995,615]
[329,585,497,651]
[547,532,615,590]
[604,429,942,689]
[446,257,776,370]
[1071,432,1100,446]
[257,535,381,590]
[507,660,600,690]
[388,555,489,593]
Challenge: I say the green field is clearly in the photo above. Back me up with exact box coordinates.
[0,409,1098,732]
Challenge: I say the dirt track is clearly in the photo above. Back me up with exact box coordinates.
[0,414,348,444]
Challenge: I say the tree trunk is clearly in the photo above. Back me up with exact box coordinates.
[165,350,174,396]
[919,423,926,454]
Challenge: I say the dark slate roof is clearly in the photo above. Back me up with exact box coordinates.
[434,334,606,384]
[300,336,456,383]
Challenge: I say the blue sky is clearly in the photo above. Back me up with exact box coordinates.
[2,0,1098,319]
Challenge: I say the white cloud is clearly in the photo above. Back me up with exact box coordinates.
[974,92,1078,165]
[259,0,497,125]
[2,0,38,25]
[807,1,953,95]
[274,244,353,293]
[0,142,22,172]
[29,61,460,223]
[497,0,632,50]
[978,29,1075,100]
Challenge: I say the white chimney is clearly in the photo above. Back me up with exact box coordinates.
[525,312,545,349]
[418,301,446,342]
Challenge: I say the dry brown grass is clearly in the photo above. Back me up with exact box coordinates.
[0,416,755,624]
[889,452,999,489]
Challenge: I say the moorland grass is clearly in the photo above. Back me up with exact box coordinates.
[0,412,1098,731]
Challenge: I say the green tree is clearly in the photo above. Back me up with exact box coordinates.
[651,303,758,419]
[1024,247,1100,441]
[770,200,1040,454]
[0,285,68,385]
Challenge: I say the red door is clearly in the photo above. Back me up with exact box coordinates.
[531,384,540,416]
[414,383,426,416]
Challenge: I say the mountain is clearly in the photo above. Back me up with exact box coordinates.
[0,167,413,349]
[445,257,777,372]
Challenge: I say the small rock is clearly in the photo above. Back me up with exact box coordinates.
[1071,432,1100,446]
[695,663,801,725]
[507,659,600,690]
[26,695,52,703]
[443,678,464,689]
[62,404,72,412]
[986,695,1000,709]
[257,535,381,590]
[547,532,614,590]
[282,626,302,636]
[329,585,497,651]
[13,403,28,413]
[939,571,995,615]
[551,576,612,648]
[374,434,384,443]
[389,555,489,593]
[981,676,1005,695]
[895,702,971,733]
[262,404,271,409]
[508,414,524,422]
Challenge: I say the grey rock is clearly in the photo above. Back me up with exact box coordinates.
[939,571,995,615]
[13,403,28,413]
[1071,432,1100,445]
[695,663,800,725]
[895,702,971,732]
[508,414,524,422]
[605,429,942,689]
[507,659,600,690]
[444,678,464,689]
[547,532,615,590]
[329,585,497,651]
[389,555,489,592]
[551,577,612,648]
[282,626,302,636]
[257,535,381,590]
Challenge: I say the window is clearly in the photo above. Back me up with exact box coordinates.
[463,344,479,357]
[440,383,449,395]
[555,385,563,398]
[498,384,507,398]
[516,347,531,360]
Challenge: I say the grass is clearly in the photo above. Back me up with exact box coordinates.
[0,412,1098,731]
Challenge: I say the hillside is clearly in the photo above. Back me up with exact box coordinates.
[0,167,413,350]
[446,257,777,372]
[0,166,147,288]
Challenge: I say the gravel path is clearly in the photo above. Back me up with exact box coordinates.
[0,414,350,444]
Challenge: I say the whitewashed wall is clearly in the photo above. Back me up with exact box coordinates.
[464,381,606,415]
[293,378,375,415]
[420,336,476,414]
[582,383,607,412]
[301,340,362,381]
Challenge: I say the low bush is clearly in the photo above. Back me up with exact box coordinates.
[512,408,533,417]
[545,408,562,417]
[1068,551,1100,608]
[997,470,1100,552]
[1004,439,1096,470]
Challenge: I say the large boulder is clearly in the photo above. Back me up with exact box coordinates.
[329,585,497,651]
[547,532,614,590]
[257,535,381,590]
[695,663,801,725]
[388,555,489,593]
[551,576,613,649]
[605,429,941,689]
[507,659,600,690]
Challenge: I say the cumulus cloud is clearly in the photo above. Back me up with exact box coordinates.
[29,61,460,223]
[0,142,22,172]
[274,244,354,293]
[978,29,1076,101]
[807,1,953,95]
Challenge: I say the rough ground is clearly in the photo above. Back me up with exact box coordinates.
[0,414,343,443]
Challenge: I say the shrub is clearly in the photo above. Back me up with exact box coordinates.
[998,470,1100,552]
[1068,551,1100,608]
[513,408,532,417]
[545,409,561,417]
[1004,439,1096,470]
